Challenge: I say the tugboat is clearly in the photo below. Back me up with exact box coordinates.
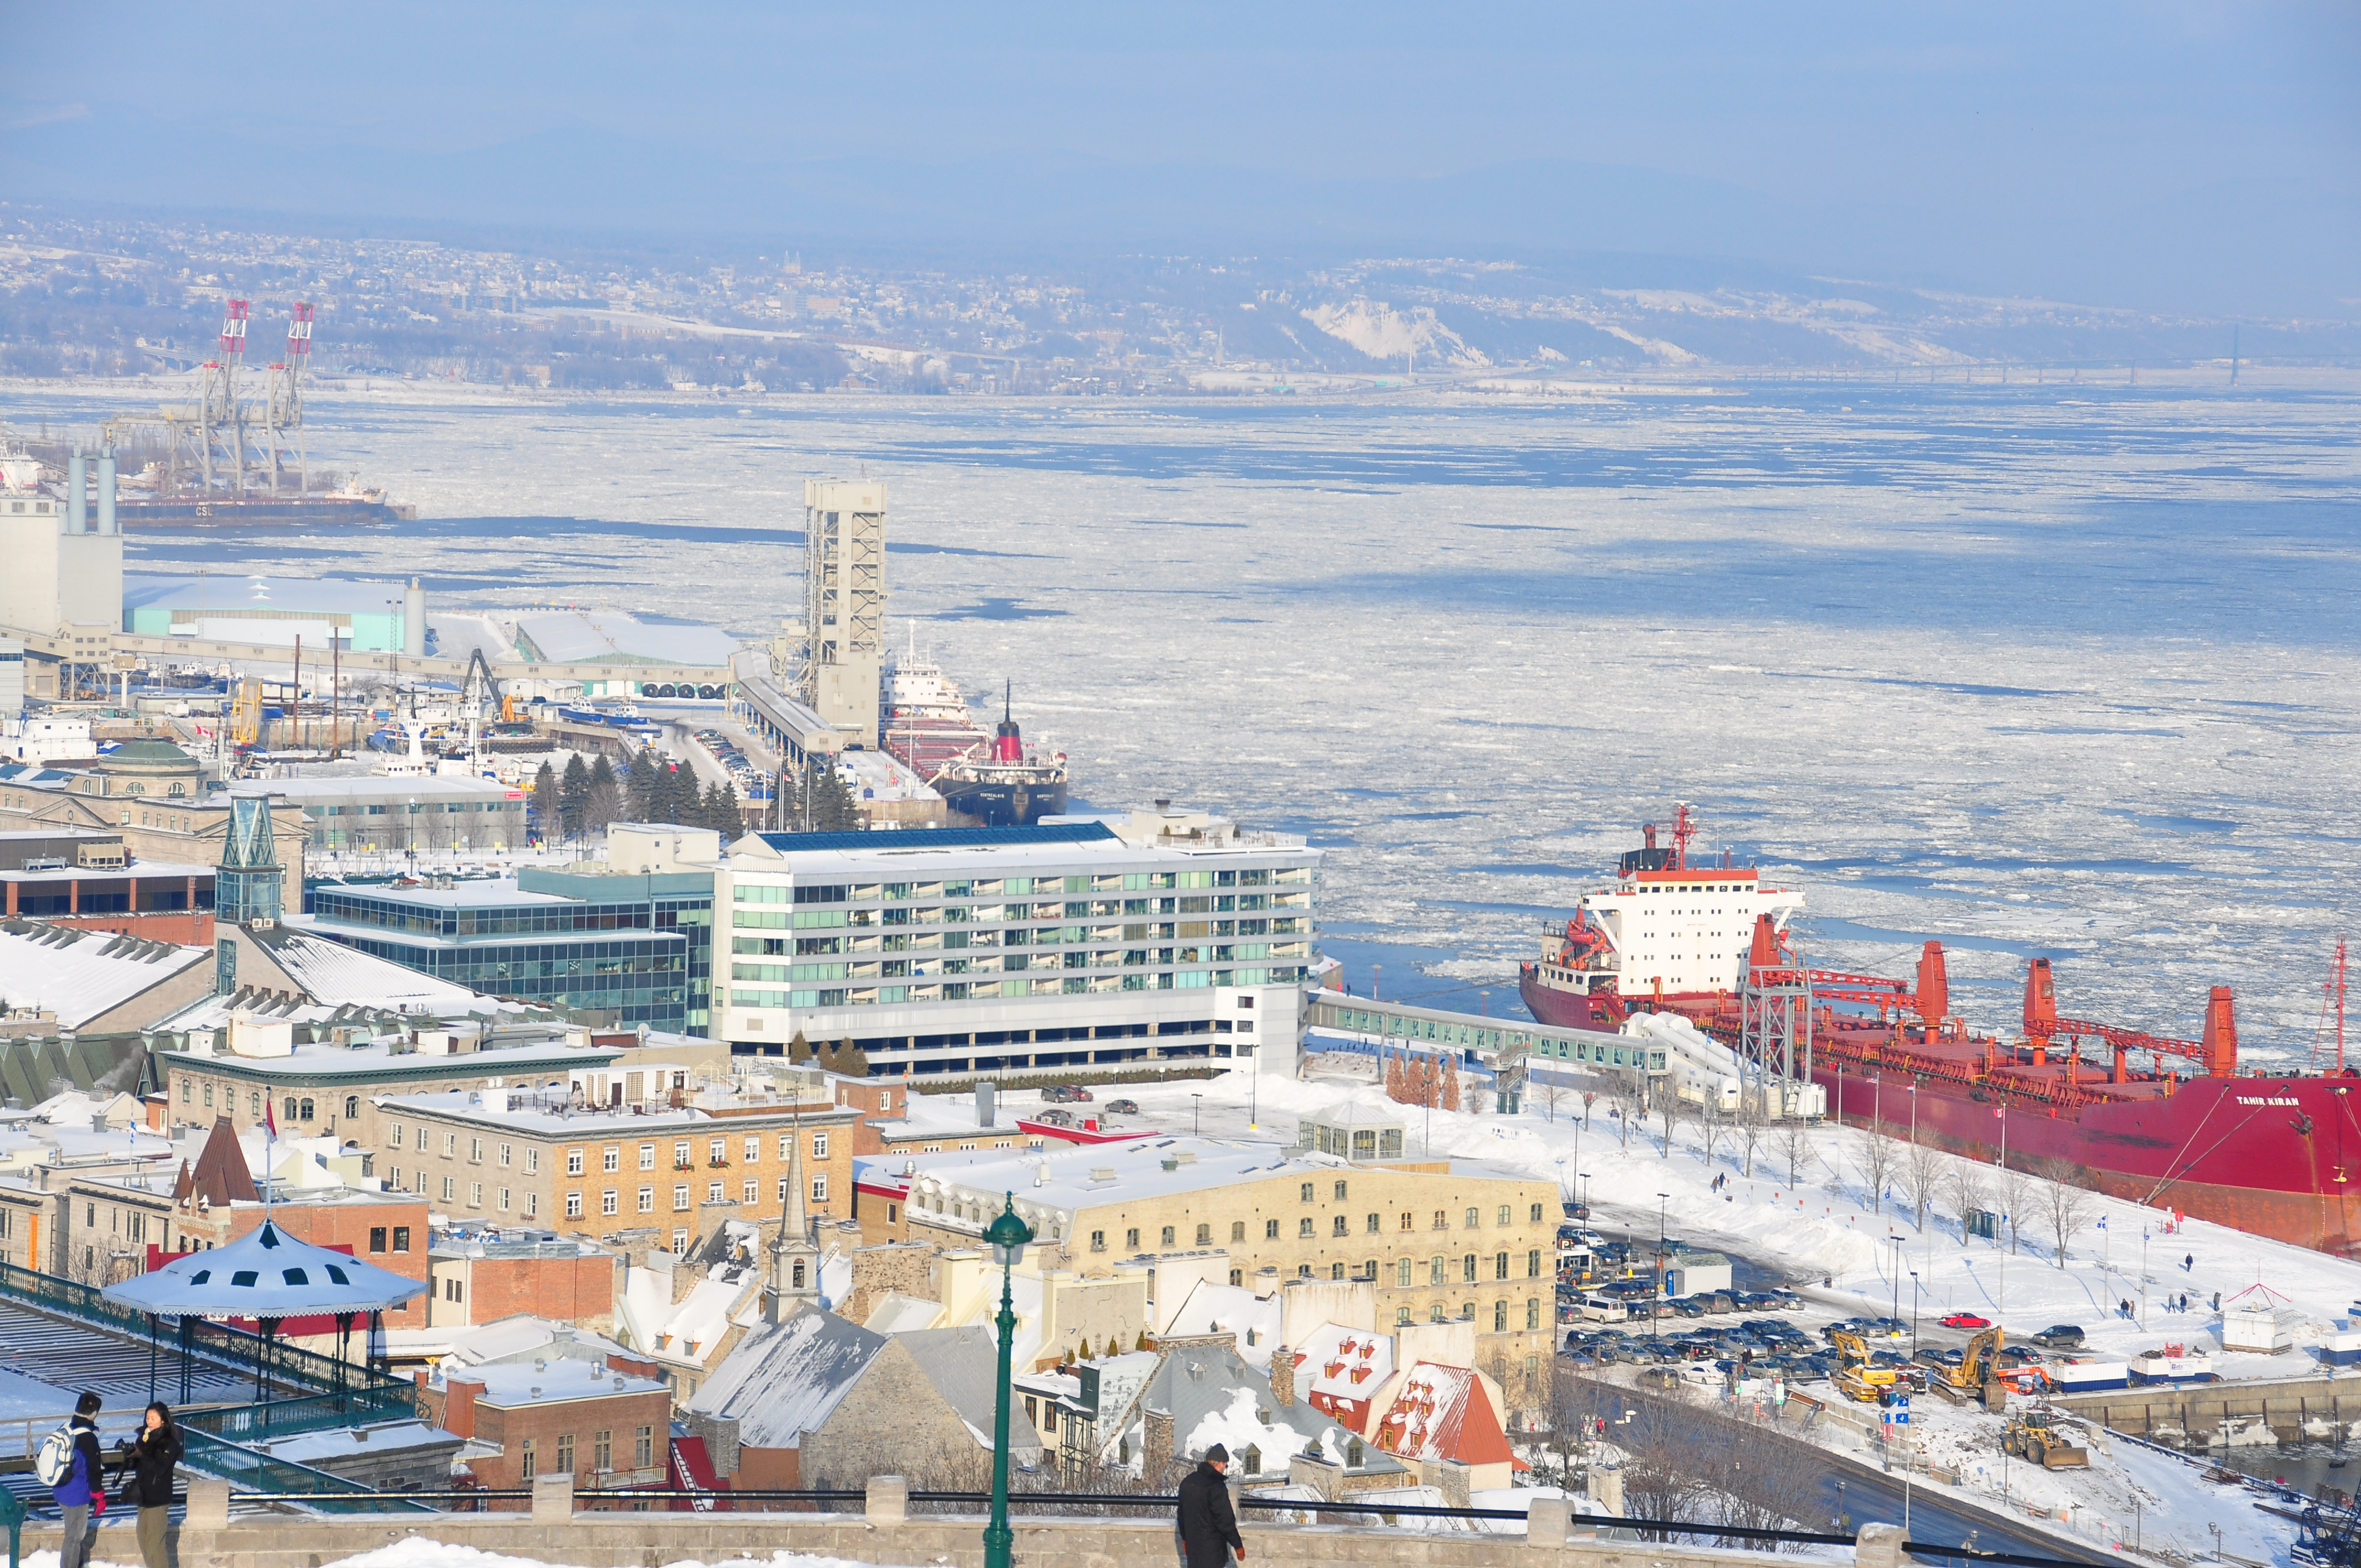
[929,683,1068,827]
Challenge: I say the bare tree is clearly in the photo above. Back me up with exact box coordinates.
[1994,1164,2032,1255]
[2030,1156,2098,1267]
[1777,1122,1813,1189]
[1734,1093,1765,1180]
[1852,1129,1897,1215]
[1608,1074,1646,1150]
[1615,1392,1710,1537]
[1944,1162,1990,1245]
[1660,1091,1688,1159]
[1698,1101,1726,1170]
[1903,1136,1945,1233]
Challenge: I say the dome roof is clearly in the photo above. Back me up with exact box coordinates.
[103,1218,427,1320]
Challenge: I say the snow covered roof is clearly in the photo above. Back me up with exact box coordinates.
[1161,1278,1283,1368]
[0,921,210,1030]
[1107,1342,1338,1469]
[862,1292,943,1335]
[897,1324,1045,1451]
[243,926,488,1010]
[514,608,741,668]
[1302,1324,1395,1411]
[104,1216,429,1317]
[439,1356,664,1408]
[1369,1363,1514,1470]
[616,1255,760,1369]
[684,1303,889,1450]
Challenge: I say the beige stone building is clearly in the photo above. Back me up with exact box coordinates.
[894,1137,1556,1400]
[371,1086,863,1253]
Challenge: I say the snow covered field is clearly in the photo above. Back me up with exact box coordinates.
[9,375,2360,1054]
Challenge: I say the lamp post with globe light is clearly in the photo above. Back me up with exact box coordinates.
[983,1193,1036,1568]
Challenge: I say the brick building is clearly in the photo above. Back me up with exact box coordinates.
[426,1233,620,1334]
[416,1357,672,1497]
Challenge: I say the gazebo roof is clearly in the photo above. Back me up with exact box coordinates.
[103,1218,427,1320]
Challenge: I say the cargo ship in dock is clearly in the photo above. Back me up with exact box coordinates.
[1519,805,2361,1255]
[878,642,1068,828]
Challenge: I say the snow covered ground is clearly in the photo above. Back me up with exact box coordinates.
[10,375,2358,1057]
[25,1548,919,1568]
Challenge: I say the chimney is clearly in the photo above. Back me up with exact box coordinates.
[1143,1406,1174,1483]
[1270,1346,1295,1407]
[976,1080,995,1128]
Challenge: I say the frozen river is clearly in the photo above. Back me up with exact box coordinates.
[9,373,2358,1057]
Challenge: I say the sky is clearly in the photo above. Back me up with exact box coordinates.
[6,2,2357,315]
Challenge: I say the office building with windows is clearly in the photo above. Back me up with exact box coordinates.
[716,807,1320,1078]
[304,825,721,1034]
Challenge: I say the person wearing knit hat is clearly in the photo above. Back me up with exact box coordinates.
[1176,1443,1244,1567]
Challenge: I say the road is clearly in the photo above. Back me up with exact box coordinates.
[1577,1379,2120,1566]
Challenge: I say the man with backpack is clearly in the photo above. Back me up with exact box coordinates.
[41,1391,106,1568]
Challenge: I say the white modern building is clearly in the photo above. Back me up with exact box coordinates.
[715,807,1319,1080]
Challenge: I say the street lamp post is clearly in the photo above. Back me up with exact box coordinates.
[1653,1191,1669,1347]
[1191,1093,1203,1136]
[983,1193,1036,1568]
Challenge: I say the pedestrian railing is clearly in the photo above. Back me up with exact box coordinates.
[215,1484,2104,1561]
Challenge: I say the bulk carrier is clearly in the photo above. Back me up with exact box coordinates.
[878,644,1068,828]
[1520,807,2361,1254]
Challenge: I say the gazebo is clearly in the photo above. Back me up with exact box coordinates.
[104,1218,427,1408]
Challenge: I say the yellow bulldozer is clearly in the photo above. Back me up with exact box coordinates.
[2001,1409,2091,1470]
[1830,1329,1905,1406]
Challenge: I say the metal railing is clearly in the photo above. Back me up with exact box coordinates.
[216,1485,2103,1561]
[179,1429,434,1516]
[0,1259,415,1408]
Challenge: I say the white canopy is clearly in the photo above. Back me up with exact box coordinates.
[102,1219,427,1320]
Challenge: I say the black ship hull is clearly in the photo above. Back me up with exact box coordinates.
[937,776,1068,827]
[117,497,414,526]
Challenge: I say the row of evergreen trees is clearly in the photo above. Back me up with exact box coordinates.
[527,746,868,844]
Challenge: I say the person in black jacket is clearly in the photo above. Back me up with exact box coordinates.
[113,1402,182,1568]
[1176,1445,1245,1568]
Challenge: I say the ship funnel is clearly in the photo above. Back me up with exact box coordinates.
[1745,914,1781,972]
[1915,941,1949,1026]
[992,680,1023,764]
[2201,986,2238,1077]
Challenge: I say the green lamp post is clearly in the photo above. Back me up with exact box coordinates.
[983,1191,1036,1568]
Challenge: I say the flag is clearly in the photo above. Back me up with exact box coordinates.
[264,1096,277,1138]
[2097,1216,2107,1230]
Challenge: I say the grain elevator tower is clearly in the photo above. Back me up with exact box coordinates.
[796,478,885,747]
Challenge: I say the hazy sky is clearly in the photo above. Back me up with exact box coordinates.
[9,3,2357,312]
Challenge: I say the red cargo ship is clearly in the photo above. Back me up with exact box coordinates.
[1521,813,2361,1254]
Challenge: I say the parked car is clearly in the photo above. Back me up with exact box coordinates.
[1040,1085,1094,1104]
[1033,1108,1076,1127]
[1940,1312,1992,1330]
[1103,1098,1140,1115]
[2031,1324,2087,1349]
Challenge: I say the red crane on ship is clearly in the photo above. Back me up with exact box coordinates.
[2021,956,2237,1082]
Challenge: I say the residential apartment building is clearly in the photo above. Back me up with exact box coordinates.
[416,1358,672,1495]
[371,1084,864,1255]
[716,810,1318,1079]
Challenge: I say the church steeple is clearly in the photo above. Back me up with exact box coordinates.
[766,1108,820,1323]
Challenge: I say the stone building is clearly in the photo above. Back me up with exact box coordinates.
[416,1357,673,1495]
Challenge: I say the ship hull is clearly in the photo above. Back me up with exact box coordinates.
[1520,970,1619,1030]
[117,497,412,525]
[1815,1066,2361,1254]
[938,776,1067,828]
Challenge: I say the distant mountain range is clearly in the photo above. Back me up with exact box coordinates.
[8,106,2355,324]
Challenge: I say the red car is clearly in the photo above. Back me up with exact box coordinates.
[1939,1313,1991,1330]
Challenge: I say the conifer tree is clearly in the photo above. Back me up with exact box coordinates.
[626,748,661,822]
[710,780,743,839]
[585,754,622,835]
[530,760,559,843]
[788,1029,812,1065]
[559,754,591,841]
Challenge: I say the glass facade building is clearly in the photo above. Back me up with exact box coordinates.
[716,818,1320,1075]
[307,870,714,1032]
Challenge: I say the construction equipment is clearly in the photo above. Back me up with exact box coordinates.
[1830,1330,1904,1406]
[2001,1409,2090,1469]
[1936,1326,2003,1391]
[228,676,264,747]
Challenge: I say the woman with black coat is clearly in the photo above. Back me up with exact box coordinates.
[115,1402,182,1568]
